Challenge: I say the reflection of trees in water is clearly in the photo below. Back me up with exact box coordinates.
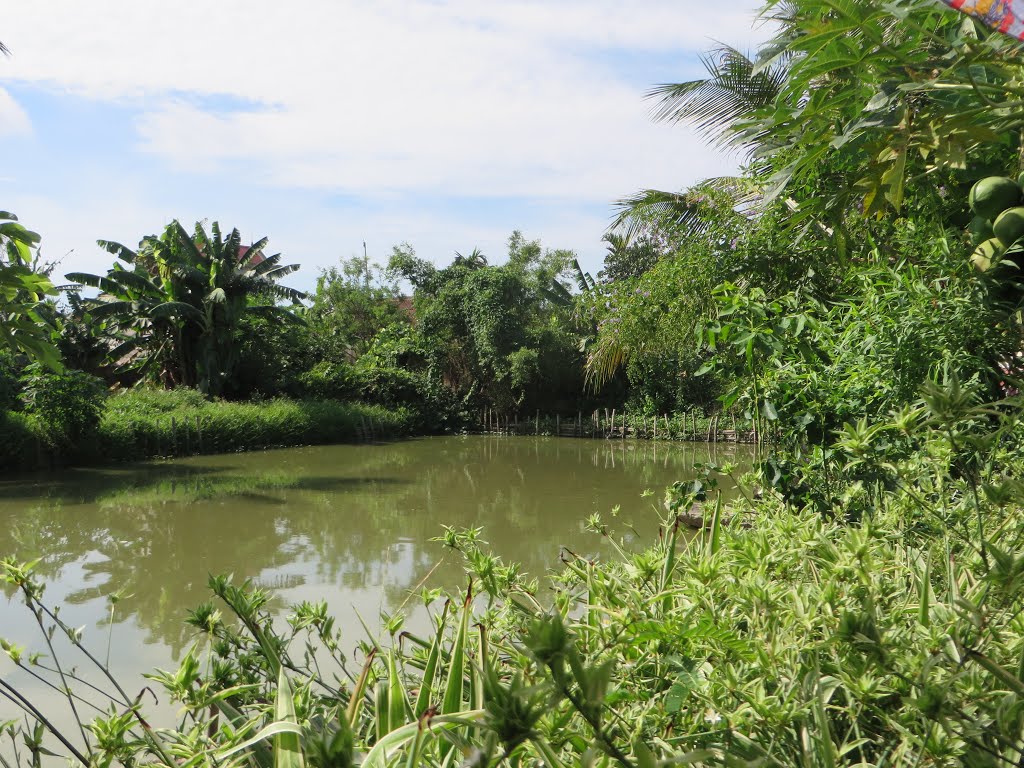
[0,438,755,653]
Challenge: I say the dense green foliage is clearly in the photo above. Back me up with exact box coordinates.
[6,376,1024,766]
[10,0,1024,765]
[0,211,61,370]
[67,221,305,397]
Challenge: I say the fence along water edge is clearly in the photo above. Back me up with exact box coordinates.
[476,409,763,443]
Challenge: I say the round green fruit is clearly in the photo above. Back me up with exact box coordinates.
[994,206,1024,246]
[971,237,1005,272]
[969,176,1022,220]
[969,215,995,243]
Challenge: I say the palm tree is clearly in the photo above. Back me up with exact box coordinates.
[611,45,784,235]
[453,248,488,270]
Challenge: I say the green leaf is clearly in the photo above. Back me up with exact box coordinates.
[361,711,484,768]
[273,667,305,768]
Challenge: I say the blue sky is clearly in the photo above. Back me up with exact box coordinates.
[1,0,768,291]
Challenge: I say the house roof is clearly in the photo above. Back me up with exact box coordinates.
[237,244,266,266]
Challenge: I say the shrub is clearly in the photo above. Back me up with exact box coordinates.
[18,364,106,456]
[297,361,359,401]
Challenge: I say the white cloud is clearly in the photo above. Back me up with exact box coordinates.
[0,87,32,136]
[1,1,774,282]
[2,1,765,202]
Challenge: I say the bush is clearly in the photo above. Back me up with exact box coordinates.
[298,361,465,432]
[18,365,106,456]
[297,361,359,401]
[98,389,414,461]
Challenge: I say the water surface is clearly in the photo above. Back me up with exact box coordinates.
[0,436,753,727]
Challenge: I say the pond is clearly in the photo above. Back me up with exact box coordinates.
[0,435,754,730]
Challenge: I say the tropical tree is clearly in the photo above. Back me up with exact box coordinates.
[68,220,305,396]
[611,45,784,235]
[308,255,407,363]
[388,233,588,413]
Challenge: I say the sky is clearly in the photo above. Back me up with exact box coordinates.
[0,1,769,291]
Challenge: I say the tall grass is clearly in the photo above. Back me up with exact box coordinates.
[1,389,414,470]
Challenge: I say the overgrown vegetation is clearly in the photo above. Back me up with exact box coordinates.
[8,0,1024,764]
[5,374,1024,766]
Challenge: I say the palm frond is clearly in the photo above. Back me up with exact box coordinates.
[540,282,573,308]
[646,45,787,152]
[611,177,763,238]
[259,282,307,304]
[585,336,629,391]
[65,271,141,297]
[87,301,137,322]
[258,264,301,283]
[250,252,284,277]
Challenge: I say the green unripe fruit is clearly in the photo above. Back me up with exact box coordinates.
[969,177,1022,220]
[994,206,1024,246]
[971,237,1005,272]
[969,215,994,244]
[1017,171,1024,189]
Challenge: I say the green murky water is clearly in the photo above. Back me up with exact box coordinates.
[0,435,753,727]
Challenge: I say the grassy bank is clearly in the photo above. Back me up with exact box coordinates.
[0,388,414,471]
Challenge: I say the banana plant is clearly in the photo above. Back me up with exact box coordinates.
[67,220,305,395]
[0,211,62,369]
